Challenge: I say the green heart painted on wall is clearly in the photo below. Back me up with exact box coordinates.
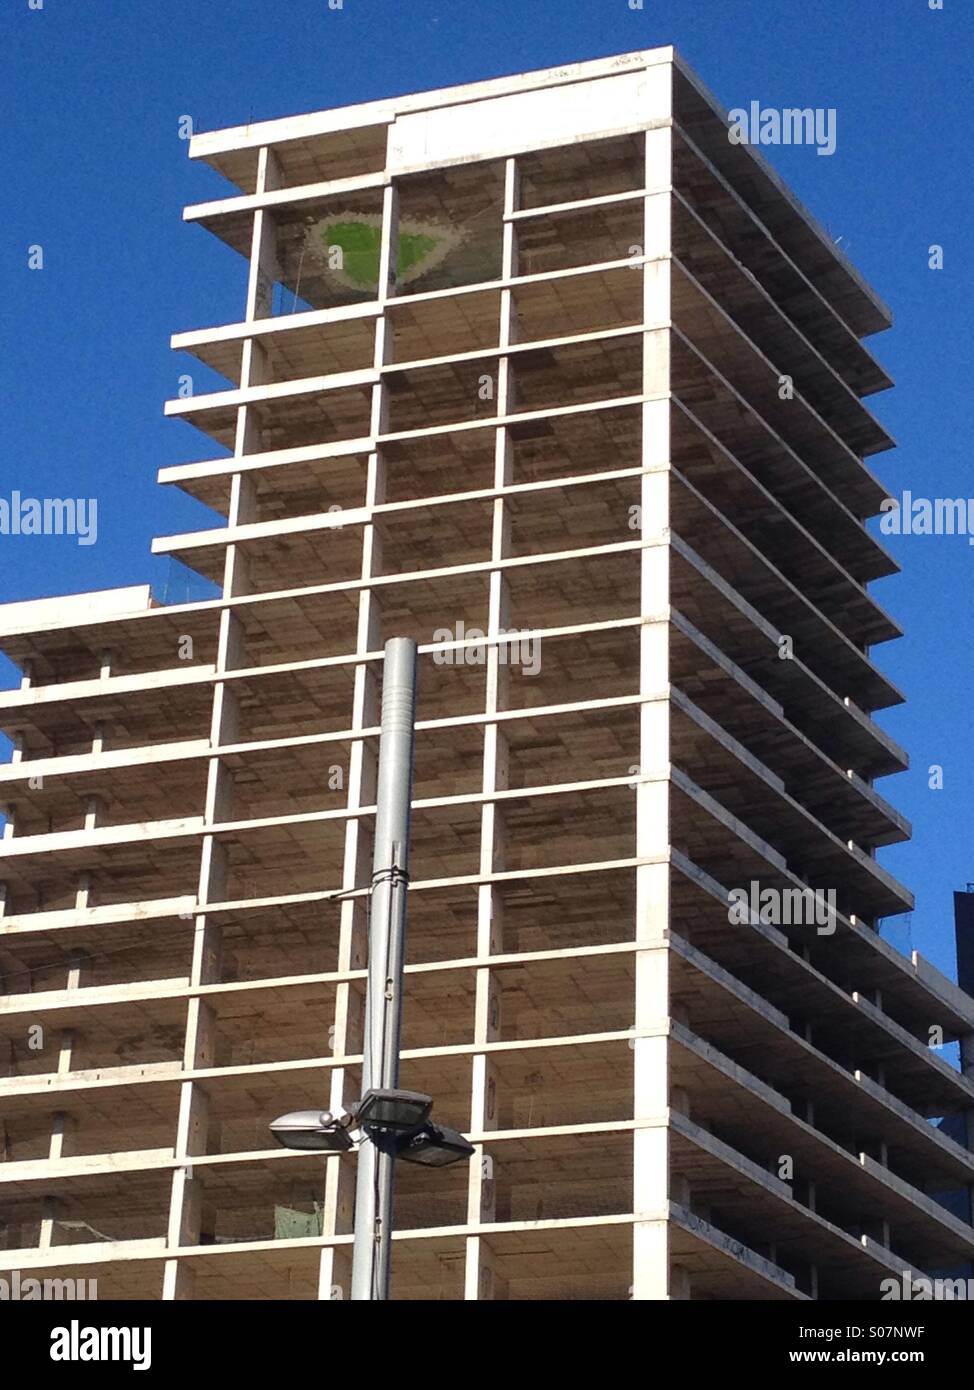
[306,212,465,292]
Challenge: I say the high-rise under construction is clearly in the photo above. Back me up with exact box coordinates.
[2,48,973,1301]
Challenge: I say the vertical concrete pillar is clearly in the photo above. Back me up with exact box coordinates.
[463,155,518,1302]
[319,170,399,1304]
[631,118,672,1302]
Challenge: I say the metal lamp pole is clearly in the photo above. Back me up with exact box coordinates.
[350,637,418,1301]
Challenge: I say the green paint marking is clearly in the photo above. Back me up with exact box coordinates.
[322,221,439,288]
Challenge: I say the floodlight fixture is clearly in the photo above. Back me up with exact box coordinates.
[396,1122,476,1168]
[353,1088,433,1132]
[269,1109,354,1152]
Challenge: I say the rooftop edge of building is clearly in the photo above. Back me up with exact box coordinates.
[0,585,156,640]
[186,46,892,338]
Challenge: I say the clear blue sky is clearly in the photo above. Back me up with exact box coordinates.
[1,0,971,985]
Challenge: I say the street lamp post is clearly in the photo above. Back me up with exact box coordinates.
[270,637,474,1300]
[350,636,418,1301]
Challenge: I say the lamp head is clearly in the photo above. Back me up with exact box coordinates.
[353,1089,433,1133]
[397,1122,476,1167]
[269,1110,354,1152]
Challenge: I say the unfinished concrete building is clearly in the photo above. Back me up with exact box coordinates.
[2,48,973,1302]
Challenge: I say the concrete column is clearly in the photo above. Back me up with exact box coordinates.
[632,125,672,1298]
[318,175,398,1303]
[161,598,240,1299]
[246,147,282,322]
[464,155,518,1303]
